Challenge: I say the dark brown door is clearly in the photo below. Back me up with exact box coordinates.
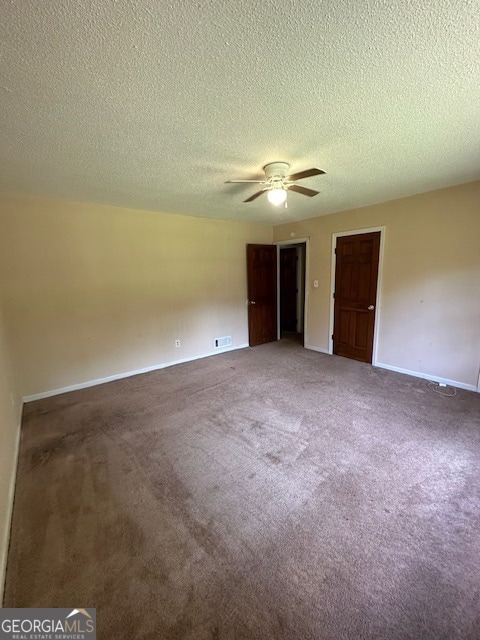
[247,244,277,346]
[280,247,297,333]
[333,232,380,363]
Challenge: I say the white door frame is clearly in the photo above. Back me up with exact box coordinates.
[328,226,386,365]
[274,237,310,343]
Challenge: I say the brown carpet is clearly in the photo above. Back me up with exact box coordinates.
[4,340,480,639]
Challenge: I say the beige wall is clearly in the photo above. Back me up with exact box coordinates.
[1,185,478,398]
[0,194,271,397]
[0,305,21,603]
[274,181,480,389]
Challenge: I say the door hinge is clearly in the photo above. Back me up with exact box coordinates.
[334,248,337,254]
[331,334,334,340]
[333,292,335,299]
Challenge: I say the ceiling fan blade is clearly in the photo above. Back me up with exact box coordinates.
[287,168,325,182]
[244,189,267,203]
[287,184,319,197]
[225,179,266,184]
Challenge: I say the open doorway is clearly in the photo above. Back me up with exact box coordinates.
[278,242,306,346]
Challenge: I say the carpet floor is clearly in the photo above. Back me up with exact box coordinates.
[4,341,480,639]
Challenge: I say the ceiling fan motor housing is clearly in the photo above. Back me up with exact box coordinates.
[263,162,290,181]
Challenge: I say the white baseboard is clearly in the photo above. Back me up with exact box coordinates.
[375,362,477,392]
[22,342,479,403]
[304,343,331,355]
[303,345,477,392]
[23,344,249,403]
[0,401,23,606]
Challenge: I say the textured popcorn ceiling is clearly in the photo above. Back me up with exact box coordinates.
[0,0,479,223]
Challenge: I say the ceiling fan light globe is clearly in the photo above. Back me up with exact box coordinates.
[267,188,287,206]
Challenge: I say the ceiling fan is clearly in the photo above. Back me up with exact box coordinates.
[225,162,325,206]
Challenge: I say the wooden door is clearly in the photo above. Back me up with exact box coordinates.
[333,232,380,363]
[247,244,277,346]
[280,248,297,333]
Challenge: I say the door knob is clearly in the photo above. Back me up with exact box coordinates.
[368,305,375,310]
[249,300,256,305]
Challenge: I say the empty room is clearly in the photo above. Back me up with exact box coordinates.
[0,1,479,639]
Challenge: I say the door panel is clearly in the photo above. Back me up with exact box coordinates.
[355,312,369,349]
[247,244,277,347]
[340,262,353,297]
[338,309,350,344]
[333,232,380,363]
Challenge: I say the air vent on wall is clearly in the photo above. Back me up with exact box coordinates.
[214,336,232,348]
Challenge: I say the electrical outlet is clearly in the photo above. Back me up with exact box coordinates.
[175,339,181,348]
